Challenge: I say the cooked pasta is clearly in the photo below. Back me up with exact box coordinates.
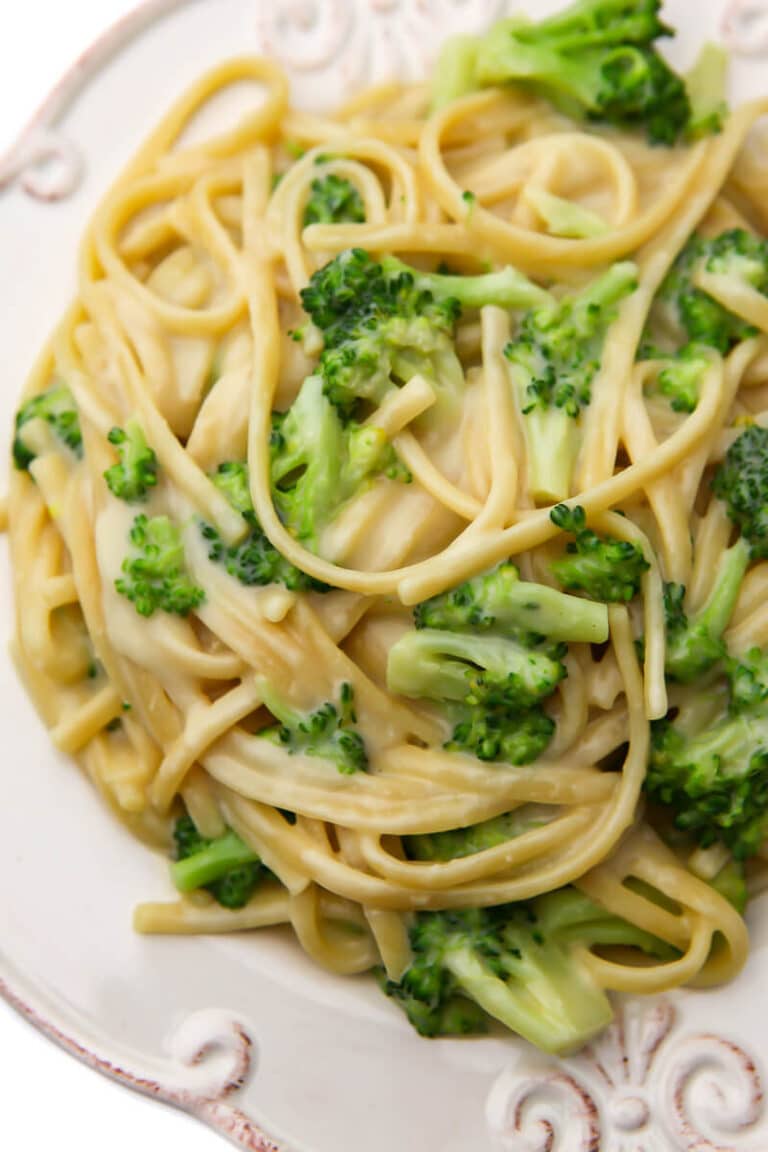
[6,4,768,1054]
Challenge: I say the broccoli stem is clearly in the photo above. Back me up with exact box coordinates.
[443,941,613,1054]
[381,257,552,311]
[171,831,259,894]
[473,566,608,642]
[523,405,581,505]
[699,536,751,638]
[431,35,481,110]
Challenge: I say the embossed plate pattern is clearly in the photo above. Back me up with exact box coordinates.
[2,2,768,1149]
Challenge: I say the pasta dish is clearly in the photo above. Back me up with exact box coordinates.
[6,0,768,1054]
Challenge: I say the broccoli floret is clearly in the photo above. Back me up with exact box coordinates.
[387,628,564,764]
[432,0,693,146]
[270,374,402,547]
[712,424,768,560]
[103,420,158,503]
[201,461,329,591]
[172,814,269,909]
[259,682,369,775]
[447,702,556,765]
[651,344,709,413]
[12,382,82,471]
[647,701,768,860]
[550,504,649,602]
[664,537,750,682]
[381,887,671,1052]
[413,560,609,642]
[299,248,549,415]
[505,262,637,503]
[303,172,365,227]
[727,646,768,711]
[406,809,550,861]
[115,514,205,618]
[388,629,567,714]
[649,230,768,356]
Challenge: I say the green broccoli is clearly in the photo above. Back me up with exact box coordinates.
[406,808,551,861]
[650,344,710,413]
[201,461,329,591]
[299,248,550,415]
[12,383,82,471]
[270,374,405,547]
[710,857,748,913]
[380,887,672,1052]
[259,682,369,775]
[505,262,638,504]
[712,424,768,560]
[303,172,365,227]
[684,42,728,140]
[549,504,649,601]
[647,230,768,356]
[172,814,269,909]
[663,537,750,682]
[103,420,158,503]
[413,560,609,642]
[115,514,205,618]
[647,649,768,859]
[431,0,695,146]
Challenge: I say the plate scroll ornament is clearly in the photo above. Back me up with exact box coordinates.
[486,998,765,1152]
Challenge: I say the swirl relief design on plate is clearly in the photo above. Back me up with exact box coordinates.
[0,0,518,202]
[486,998,764,1152]
[1,975,276,1152]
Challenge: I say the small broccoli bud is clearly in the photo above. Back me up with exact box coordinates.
[13,382,82,471]
[115,514,205,618]
[712,424,768,560]
[104,420,158,503]
[260,682,369,775]
[172,814,269,909]
[550,504,649,602]
[303,172,365,227]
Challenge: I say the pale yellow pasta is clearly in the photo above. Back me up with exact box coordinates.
[6,56,767,1021]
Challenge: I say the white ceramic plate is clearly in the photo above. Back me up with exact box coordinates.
[5,2,768,1149]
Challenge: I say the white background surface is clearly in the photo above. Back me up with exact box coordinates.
[0,5,223,1147]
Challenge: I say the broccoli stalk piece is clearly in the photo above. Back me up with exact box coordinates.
[712,424,768,560]
[431,0,694,145]
[648,230,768,356]
[684,42,728,140]
[12,382,82,471]
[406,808,551,861]
[505,262,638,504]
[413,560,609,642]
[172,814,268,909]
[299,248,549,415]
[303,172,365,227]
[103,420,158,503]
[381,887,671,1052]
[115,514,205,618]
[664,536,750,682]
[549,504,649,601]
[710,857,748,913]
[647,651,768,859]
[259,682,369,775]
[270,374,400,547]
[201,461,329,591]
